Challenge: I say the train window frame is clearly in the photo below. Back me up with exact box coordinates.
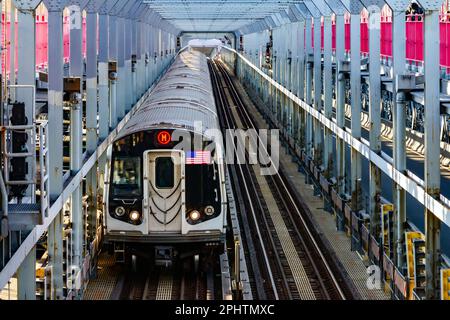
[155,156,175,189]
[111,156,142,197]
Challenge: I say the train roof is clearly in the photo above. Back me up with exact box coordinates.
[116,49,219,141]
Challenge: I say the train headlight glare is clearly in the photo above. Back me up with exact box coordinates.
[189,210,201,221]
[115,206,126,217]
[205,206,215,216]
[130,210,141,222]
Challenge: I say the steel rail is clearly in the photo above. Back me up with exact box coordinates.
[209,60,280,300]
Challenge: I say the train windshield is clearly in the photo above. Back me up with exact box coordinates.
[111,157,142,197]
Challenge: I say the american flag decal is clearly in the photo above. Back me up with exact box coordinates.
[185,151,211,165]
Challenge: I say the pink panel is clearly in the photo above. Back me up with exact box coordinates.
[36,15,48,69]
[82,18,87,58]
[361,22,368,54]
[332,23,336,51]
[345,21,350,52]
[380,18,392,58]
[321,23,324,50]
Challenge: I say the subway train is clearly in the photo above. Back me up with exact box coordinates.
[103,49,227,264]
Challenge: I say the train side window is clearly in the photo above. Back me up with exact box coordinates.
[155,157,175,189]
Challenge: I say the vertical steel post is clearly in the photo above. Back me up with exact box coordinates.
[144,21,150,89]
[10,4,16,101]
[349,6,363,213]
[17,247,36,299]
[85,3,99,248]
[305,16,313,158]
[44,0,68,299]
[86,6,100,153]
[124,18,132,111]
[313,15,322,165]
[131,17,137,103]
[98,1,110,140]
[385,0,408,270]
[318,1,333,179]
[298,19,305,101]
[16,1,36,196]
[109,13,118,128]
[13,0,41,298]
[68,2,83,274]
[361,0,385,238]
[297,19,305,149]
[135,10,143,98]
[116,16,125,120]
[418,1,442,300]
[333,4,346,196]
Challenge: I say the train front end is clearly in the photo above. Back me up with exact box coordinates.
[104,127,226,254]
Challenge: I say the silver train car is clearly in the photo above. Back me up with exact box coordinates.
[104,49,227,261]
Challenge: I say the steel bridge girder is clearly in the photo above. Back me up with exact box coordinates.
[12,0,41,10]
[340,0,364,14]
[324,0,347,15]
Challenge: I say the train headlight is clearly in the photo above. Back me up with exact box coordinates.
[129,210,141,222]
[115,206,126,217]
[189,210,201,222]
[204,206,215,216]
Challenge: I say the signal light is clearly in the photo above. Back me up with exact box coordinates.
[157,131,171,146]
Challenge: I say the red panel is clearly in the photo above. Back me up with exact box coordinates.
[332,23,336,51]
[36,15,48,69]
[345,20,350,52]
[361,22,368,54]
[321,22,324,50]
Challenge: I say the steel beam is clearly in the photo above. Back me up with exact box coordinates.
[42,0,69,300]
[97,0,115,141]
[305,1,323,167]
[360,0,385,240]
[16,246,36,300]
[111,0,128,121]
[315,0,333,178]
[83,1,99,255]
[327,0,347,196]
[298,3,313,159]
[124,17,132,112]
[68,1,86,283]
[10,3,16,101]
[385,0,409,271]
[116,16,125,120]
[342,0,364,212]
[417,0,442,300]
[12,0,41,300]
[108,11,117,129]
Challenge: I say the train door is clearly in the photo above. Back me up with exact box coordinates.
[145,150,185,233]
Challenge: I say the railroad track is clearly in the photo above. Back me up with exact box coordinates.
[209,58,353,300]
[111,256,213,300]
